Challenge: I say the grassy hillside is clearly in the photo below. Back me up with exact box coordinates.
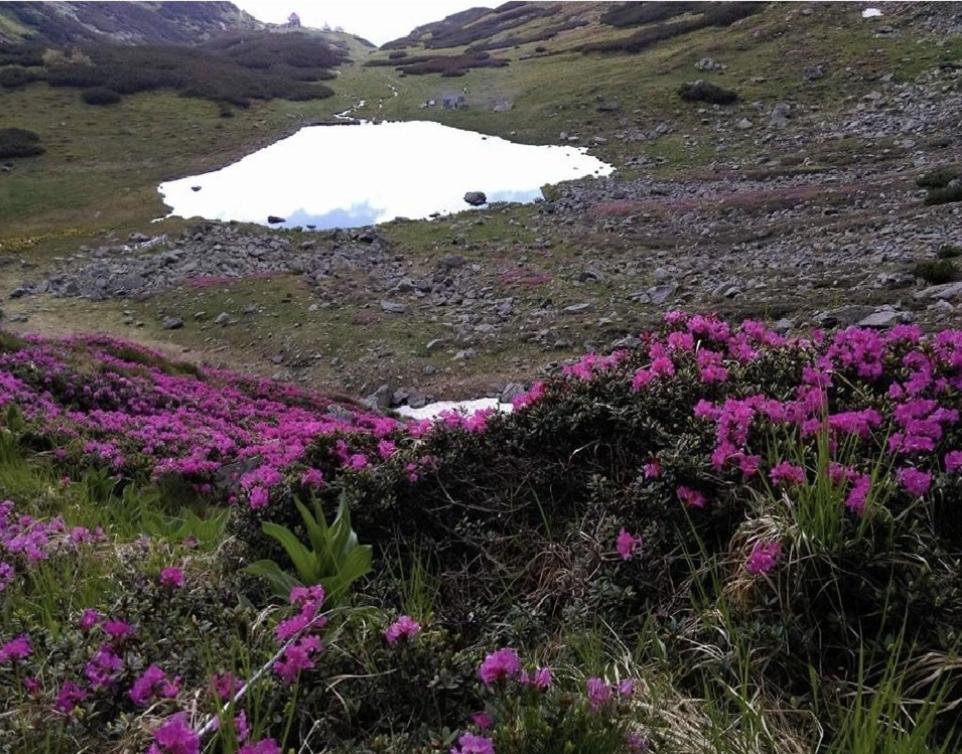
[1,2,961,401]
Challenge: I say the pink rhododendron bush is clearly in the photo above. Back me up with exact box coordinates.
[2,314,962,753]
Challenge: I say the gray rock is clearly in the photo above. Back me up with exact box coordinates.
[578,268,604,283]
[736,118,753,130]
[464,191,487,206]
[267,215,286,224]
[162,317,184,330]
[916,282,962,301]
[563,303,592,314]
[214,312,232,325]
[364,384,393,411]
[499,382,525,403]
[770,102,792,127]
[647,284,676,305]
[380,300,408,314]
[858,308,908,328]
[426,337,448,352]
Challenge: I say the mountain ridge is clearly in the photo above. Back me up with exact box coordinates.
[0,1,262,45]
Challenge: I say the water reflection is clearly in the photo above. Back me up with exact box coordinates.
[158,120,613,230]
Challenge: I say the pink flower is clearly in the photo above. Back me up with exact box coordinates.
[249,486,269,510]
[160,567,184,589]
[618,679,635,697]
[945,451,962,473]
[769,462,806,488]
[130,664,180,706]
[0,634,31,664]
[54,681,87,715]
[616,528,642,560]
[451,732,495,754]
[897,467,932,497]
[846,473,871,515]
[478,647,521,688]
[586,676,612,712]
[102,618,134,640]
[84,643,123,689]
[676,485,706,509]
[643,460,661,478]
[273,634,323,685]
[471,712,493,730]
[522,666,554,691]
[627,732,651,752]
[148,712,199,754]
[79,609,101,631]
[210,672,241,701]
[300,467,325,488]
[384,615,421,645]
[746,541,781,575]
[238,740,281,754]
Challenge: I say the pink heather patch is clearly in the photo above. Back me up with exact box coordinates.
[160,567,185,589]
[643,460,661,478]
[148,712,199,754]
[897,467,932,497]
[451,732,496,754]
[0,634,31,664]
[249,486,270,510]
[384,615,421,645]
[586,676,612,712]
[102,619,134,640]
[945,450,962,473]
[746,541,782,575]
[676,485,706,509]
[55,681,87,715]
[478,647,521,687]
[300,467,325,488]
[130,664,180,706]
[846,473,872,515]
[616,528,643,560]
[273,634,323,685]
[531,666,553,691]
[238,740,281,754]
[769,461,806,487]
[470,712,493,730]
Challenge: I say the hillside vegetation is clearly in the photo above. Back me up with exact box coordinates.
[3,314,962,752]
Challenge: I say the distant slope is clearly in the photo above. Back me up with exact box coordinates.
[0,1,262,45]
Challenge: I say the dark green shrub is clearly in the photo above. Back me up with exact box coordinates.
[678,79,739,104]
[81,86,122,105]
[916,166,960,189]
[601,2,698,27]
[0,127,44,158]
[912,259,958,284]
[937,244,962,259]
[925,181,962,206]
[0,65,40,88]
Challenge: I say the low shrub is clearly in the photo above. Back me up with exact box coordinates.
[584,2,764,54]
[601,1,698,28]
[678,79,739,104]
[924,181,962,206]
[938,244,962,259]
[0,127,44,158]
[0,65,40,88]
[916,165,960,189]
[33,31,344,108]
[912,258,958,283]
[81,86,121,105]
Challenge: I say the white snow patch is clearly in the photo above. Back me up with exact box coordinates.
[396,398,514,420]
[862,8,882,18]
